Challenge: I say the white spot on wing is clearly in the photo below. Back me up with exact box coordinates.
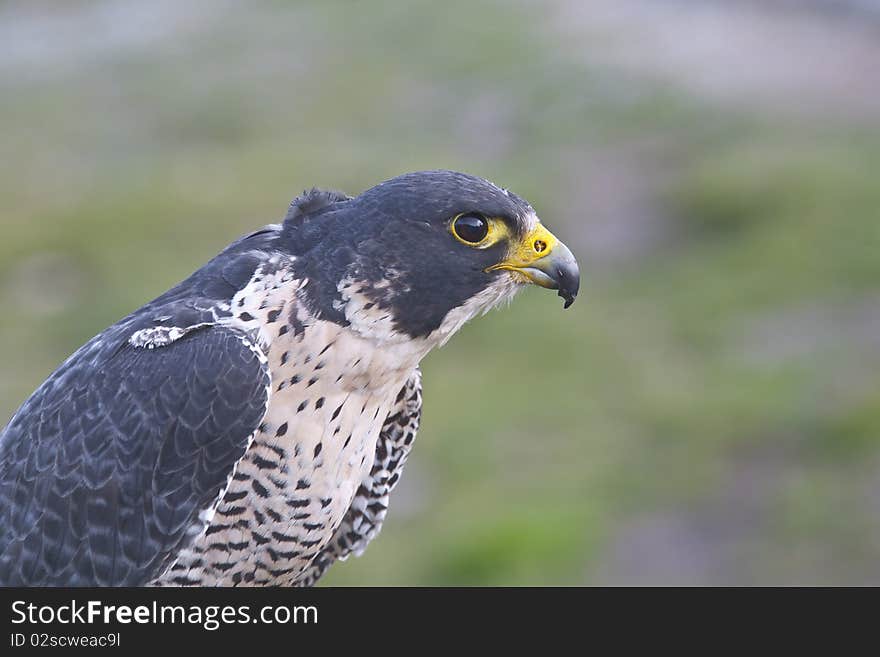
[129,323,213,349]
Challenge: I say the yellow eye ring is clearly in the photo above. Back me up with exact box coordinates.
[451,213,490,246]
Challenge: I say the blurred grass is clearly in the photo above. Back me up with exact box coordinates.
[2,0,880,584]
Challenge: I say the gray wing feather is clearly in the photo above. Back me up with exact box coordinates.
[297,368,422,586]
[0,321,270,586]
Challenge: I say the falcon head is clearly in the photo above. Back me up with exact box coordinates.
[281,170,579,343]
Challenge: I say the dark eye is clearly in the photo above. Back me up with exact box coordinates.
[453,213,489,244]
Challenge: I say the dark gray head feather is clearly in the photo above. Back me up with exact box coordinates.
[279,170,533,337]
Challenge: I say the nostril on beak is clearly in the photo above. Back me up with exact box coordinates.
[534,240,547,254]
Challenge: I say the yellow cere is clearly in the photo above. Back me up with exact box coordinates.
[486,222,560,271]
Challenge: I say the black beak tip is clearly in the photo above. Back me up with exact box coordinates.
[556,264,580,309]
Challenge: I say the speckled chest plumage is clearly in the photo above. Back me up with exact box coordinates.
[155,260,425,586]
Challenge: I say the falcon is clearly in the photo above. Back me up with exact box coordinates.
[0,170,579,586]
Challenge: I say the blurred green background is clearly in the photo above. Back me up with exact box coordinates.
[2,0,880,585]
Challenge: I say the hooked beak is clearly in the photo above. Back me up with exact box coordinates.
[486,222,580,308]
